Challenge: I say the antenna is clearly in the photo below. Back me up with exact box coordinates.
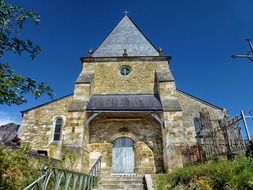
[232,38,253,62]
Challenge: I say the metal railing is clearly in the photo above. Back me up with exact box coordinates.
[23,156,102,190]
[181,111,250,165]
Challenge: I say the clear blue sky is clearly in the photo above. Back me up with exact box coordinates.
[1,0,253,129]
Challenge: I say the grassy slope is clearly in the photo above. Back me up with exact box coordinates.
[154,157,253,190]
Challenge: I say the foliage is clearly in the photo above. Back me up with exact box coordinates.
[61,150,78,170]
[155,174,167,190]
[154,157,253,190]
[246,141,253,161]
[0,0,53,105]
[0,145,53,190]
[0,64,54,105]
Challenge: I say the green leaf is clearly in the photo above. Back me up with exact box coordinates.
[0,0,53,105]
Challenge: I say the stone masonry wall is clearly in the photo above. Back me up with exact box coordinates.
[162,111,185,172]
[135,141,156,174]
[21,95,73,151]
[87,143,113,174]
[83,61,169,94]
[160,92,225,172]
[176,90,225,145]
[21,95,90,172]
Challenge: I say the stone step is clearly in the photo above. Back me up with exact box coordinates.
[95,184,144,189]
[92,187,143,190]
[109,174,143,177]
[95,175,145,190]
[99,178,143,182]
[99,181,143,185]
[100,175,143,179]
[101,174,143,177]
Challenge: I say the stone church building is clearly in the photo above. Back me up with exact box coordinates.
[20,15,225,174]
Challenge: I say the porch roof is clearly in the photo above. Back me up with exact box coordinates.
[86,94,163,112]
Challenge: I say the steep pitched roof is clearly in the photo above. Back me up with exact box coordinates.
[92,15,159,57]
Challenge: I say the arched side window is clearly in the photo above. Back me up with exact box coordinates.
[53,118,63,141]
[194,117,202,136]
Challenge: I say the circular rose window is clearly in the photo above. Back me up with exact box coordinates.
[120,66,131,76]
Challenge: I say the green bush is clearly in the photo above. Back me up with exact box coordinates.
[154,157,253,190]
[0,145,53,190]
[246,141,253,160]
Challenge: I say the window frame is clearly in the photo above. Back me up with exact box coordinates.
[194,117,202,136]
[120,65,131,76]
[53,117,63,141]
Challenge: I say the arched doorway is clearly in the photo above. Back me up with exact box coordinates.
[112,137,135,173]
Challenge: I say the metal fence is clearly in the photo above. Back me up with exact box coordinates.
[23,156,102,190]
[182,112,248,165]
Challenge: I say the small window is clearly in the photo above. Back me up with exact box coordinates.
[120,66,131,76]
[194,118,202,135]
[53,118,63,141]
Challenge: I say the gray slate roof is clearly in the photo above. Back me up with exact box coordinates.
[86,94,163,112]
[92,16,159,57]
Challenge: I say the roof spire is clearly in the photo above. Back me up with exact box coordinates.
[92,14,159,57]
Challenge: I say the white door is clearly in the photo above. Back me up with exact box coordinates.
[112,137,134,173]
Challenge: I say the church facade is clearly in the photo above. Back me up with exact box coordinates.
[20,15,225,174]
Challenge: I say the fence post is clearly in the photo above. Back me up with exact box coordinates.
[222,122,233,160]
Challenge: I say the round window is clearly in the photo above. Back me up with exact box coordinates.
[120,66,131,76]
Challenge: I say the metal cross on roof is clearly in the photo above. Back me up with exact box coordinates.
[232,39,253,62]
[123,10,129,16]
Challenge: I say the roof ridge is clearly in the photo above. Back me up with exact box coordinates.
[21,93,73,114]
[176,89,223,110]
[91,15,126,56]
[126,15,159,54]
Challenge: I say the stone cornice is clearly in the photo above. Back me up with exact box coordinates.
[80,56,171,63]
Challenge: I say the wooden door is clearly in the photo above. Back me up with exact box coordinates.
[112,137,134,173]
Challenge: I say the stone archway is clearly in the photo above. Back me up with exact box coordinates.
[88,113,164,173]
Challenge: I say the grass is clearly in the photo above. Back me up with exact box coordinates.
[154,156,253,190]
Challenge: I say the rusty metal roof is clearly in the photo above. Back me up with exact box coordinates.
[86,94,163,112]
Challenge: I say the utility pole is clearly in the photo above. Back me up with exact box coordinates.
[232,39,253,62]
[241,110,252,142]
